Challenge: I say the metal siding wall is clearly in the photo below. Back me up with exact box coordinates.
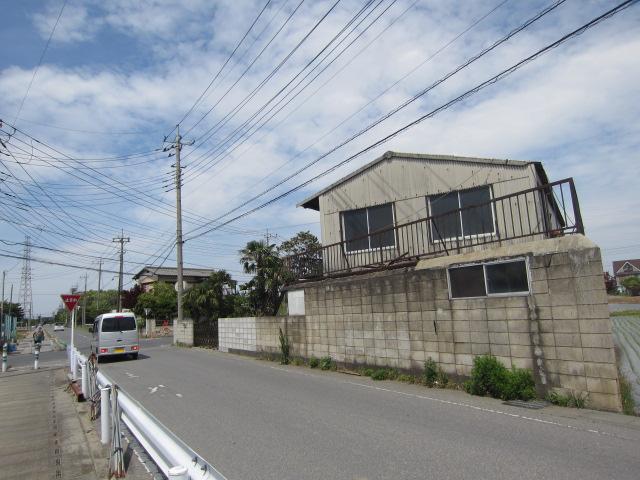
[319,158,539,251]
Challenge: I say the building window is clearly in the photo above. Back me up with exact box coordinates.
[448,259,529,299]
[342,203,395,252]
[429,186,495,241]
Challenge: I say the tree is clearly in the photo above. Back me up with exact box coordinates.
[622,276,640,296]
[134,282,177,320]
[1,301,24,321]
[122,284,143,310]
[239,240,286,316]
[278,231,322,279]
[603,272,617,294]
[184,270,236,321]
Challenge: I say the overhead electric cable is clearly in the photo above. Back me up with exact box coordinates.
[185,0,637,241]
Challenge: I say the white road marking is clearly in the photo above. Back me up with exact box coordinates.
[267,365,629,440]
[148,386,158,394]
[176,393,183,398]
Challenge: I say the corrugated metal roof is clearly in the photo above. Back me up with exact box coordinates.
[297,151,543,210]
[133,266,215,280]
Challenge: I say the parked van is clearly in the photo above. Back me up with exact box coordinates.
[92,312,139,361]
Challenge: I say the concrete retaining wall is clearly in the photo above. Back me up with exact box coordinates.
[220,237,621,411]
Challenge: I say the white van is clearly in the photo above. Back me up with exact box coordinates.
[92,312,139,361]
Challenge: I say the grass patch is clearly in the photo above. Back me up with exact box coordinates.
[611,310,640,317]
[619,372,637,415]
[291,357,305,367]
[319,356,336,371]
[369,368,398,381]
[309,357,319,369]
[546,390,588,409]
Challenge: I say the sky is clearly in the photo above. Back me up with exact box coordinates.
[0,0,638,316]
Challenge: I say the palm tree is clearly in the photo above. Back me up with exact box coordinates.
[239,240,285,316]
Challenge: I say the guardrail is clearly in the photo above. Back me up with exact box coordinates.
[69,346,225,480]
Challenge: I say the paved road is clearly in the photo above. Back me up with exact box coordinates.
[609,303,640,312]
[5,326,171,370]
[81,343,640,480]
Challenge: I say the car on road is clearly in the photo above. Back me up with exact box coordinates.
[91,312,139,361]
[53,324,65,331]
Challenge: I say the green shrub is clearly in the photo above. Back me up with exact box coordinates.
[361,368,375,377]
[291,357,304,367]
[546,391,570,407]
[278,328,290,365]
[371,369,390,381]
[309,357,319,369]
[466,355,510,398]
[397,374,416,383]
[319,356,334,371]
[423,358,439,387]
[502,367,536,401]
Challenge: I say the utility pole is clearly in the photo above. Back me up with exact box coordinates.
[1,270,5,329]
[96,258,102,311]
[175,126,185,327]
[113,231,130,312]
[82,273,88,325]
[166,126,194,327]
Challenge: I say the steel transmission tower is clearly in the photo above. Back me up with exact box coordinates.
[19,236,33,326]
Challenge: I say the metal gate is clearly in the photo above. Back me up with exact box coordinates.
[193,319,218,348]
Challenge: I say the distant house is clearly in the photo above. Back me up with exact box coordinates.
[133,267,214,292]
[612,259,640,285]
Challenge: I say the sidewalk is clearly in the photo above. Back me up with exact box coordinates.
[0,368,157,480]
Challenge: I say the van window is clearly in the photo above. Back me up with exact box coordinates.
[101,316,137,332]
[119,317,136,331]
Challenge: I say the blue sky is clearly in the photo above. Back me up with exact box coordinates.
[0,0,639,315]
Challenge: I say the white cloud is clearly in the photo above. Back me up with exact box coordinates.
[3,0,639,313]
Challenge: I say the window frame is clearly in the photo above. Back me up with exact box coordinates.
[341,202,396,254]
[447,257,531,300]
[428,185,497,243]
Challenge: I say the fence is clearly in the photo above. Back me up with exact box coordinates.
[69,346,226,479]
[194,320,218,348]
[284,178,583,281]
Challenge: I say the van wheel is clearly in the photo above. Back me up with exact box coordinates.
[131,353,139,360]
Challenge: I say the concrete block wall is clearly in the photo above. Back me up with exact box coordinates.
[220,238,621,412]
[219,317,258,353]
[173,318,194,346]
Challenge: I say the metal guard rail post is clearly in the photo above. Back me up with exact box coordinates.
[70,347,225,480]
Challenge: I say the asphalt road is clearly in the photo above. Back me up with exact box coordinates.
[84,344,640,480]
[5,326,171,370]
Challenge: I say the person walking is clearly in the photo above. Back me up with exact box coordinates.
[33,324,45,345]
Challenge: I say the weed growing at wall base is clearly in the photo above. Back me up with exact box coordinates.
[545,390,588,409]
[619,372,637,415]
[465,355,536,401]
[309,357,319,368]
[278,328,290,365]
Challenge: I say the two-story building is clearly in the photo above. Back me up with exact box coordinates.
[220,151,620,411]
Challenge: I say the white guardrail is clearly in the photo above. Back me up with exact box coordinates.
[69,346,226,480]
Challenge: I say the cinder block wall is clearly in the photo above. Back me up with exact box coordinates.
[173,318,194,346]
[220,240,621,412]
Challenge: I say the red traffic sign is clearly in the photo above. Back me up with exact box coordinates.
[61,294,81,312]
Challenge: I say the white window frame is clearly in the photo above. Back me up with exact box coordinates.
[447,257,531,300]
[341,203,396,254]
[428,186,497,243]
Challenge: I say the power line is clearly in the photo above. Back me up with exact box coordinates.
[184,0,567,238]
[13,0,68,125]
[173,0,274,130]
[185,0,637,241]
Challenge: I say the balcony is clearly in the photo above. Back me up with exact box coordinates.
[284,178,584,282]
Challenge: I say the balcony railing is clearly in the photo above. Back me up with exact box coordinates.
[284,178,584,281]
